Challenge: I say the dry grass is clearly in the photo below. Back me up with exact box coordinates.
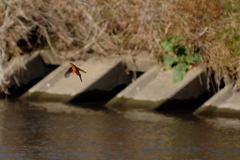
[0,0,240,93]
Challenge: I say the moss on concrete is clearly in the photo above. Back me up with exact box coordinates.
[194,105,240,119]
[105,97,167,112]
[20,91,73,103]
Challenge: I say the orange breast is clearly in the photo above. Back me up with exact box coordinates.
[70,63,79,75]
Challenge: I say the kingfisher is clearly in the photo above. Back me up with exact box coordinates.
[64,63,86,82]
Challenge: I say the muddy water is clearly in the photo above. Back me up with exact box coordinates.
[0,99,239,159]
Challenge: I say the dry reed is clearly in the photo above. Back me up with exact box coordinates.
[0,0,240,93]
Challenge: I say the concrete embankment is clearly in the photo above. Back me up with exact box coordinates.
[20,56,132,102]
[2,51,55,94]
[106,66,209,111]
[3,50,240,118]
[194,85,240,118]
[20,51,157,103]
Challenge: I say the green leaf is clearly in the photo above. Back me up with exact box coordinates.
[160,39,174,52]
[164,54,175,66]
[173,63,188,82]
[186,55,194,65]
[163,65,172,71]
[175,54,184,63]
[193,53,201,64]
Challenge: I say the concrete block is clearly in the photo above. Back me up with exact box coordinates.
[194,85,240,118]
[121,51,157,72]
[21,56,131,102]
[3,52,54,89]
[106,66,208,111]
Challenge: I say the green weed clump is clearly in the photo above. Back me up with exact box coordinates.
[0,0,240,92]
[160,37,201,82]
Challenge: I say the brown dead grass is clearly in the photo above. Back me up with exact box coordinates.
[0,0,240,93]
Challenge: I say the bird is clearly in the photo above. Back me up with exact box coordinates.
[64,63,86,82]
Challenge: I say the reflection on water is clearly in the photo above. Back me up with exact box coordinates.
[0,99,239,159]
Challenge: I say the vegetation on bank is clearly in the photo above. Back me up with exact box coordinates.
[0,0,240,93]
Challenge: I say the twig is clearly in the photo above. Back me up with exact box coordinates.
[43,27,58,57]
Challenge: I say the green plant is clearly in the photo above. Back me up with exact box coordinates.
[160,37,201,82]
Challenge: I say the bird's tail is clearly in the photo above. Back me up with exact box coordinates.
[78,72,83,82]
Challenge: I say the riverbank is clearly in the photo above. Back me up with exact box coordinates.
[1,0,240,94]
[2,50,238,119]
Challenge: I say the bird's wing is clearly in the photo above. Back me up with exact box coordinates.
[64,67,73,78]
[77,67,86,73]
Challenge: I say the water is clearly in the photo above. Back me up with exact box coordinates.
[0,99,239,159]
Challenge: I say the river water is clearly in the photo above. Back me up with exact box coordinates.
[0,99,239,159]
